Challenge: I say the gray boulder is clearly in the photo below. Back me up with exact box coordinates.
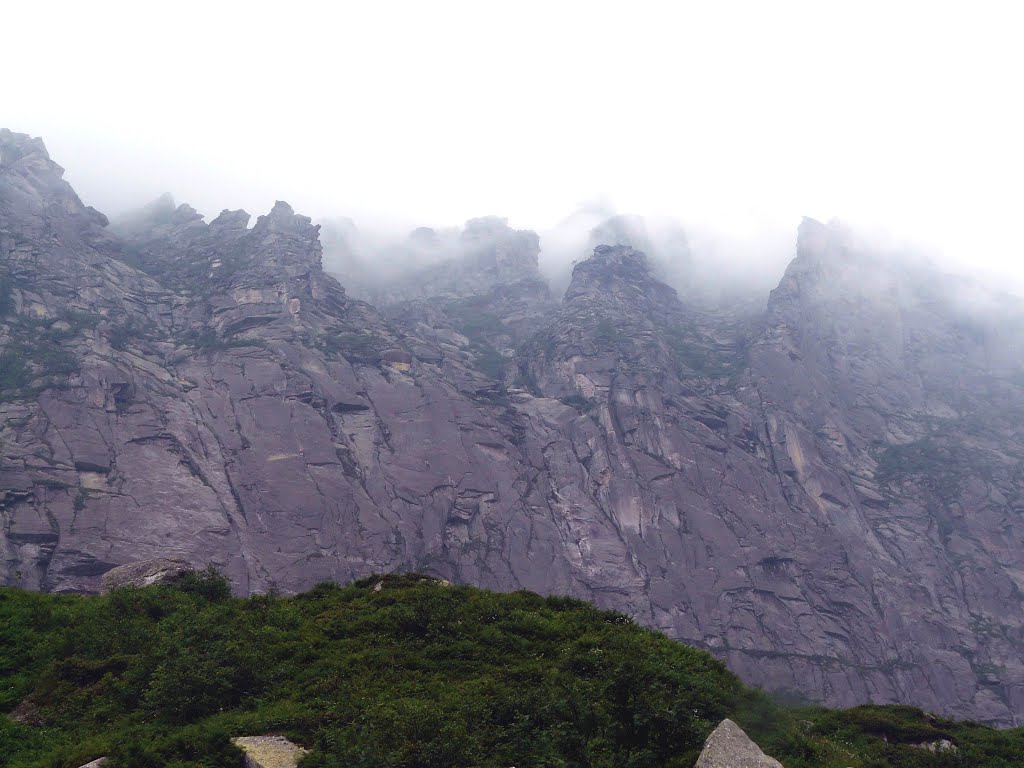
[694,719,784,768]
[100,558,194,593]
[232,735,308,768]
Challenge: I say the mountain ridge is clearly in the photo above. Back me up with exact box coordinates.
[3,129,1024,724]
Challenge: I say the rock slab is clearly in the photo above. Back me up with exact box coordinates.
[99,558,194,593]
[232,736,308,768]
[694,719,784,768]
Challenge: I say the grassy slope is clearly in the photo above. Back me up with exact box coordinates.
[1,571,1022,768]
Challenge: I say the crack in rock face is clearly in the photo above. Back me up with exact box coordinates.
[4,129,1024,725]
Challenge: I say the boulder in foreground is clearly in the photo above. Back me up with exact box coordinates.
[695,718,785,768]
[232,735,308,768]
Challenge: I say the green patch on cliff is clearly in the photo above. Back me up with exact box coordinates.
[663,325,739,379]
[318,331,388,364]
[874,438,988,502]
[0,341,78,399]
[0,273,14,316]
[0,311,102,398]
[470,342,506,380]
[559,393,596,412]
[0,349,30,394]
[107,317,159,352]
[593,317,621,347]
[0,574,1022,768]
[444,296,506,340]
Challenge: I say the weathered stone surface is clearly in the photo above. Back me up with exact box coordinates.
[99,558,194,593]
[75,759,107,768]
[915,738,957,752]
[232,735,307,768]
[694,719,784,768]
[5,129,1024,724]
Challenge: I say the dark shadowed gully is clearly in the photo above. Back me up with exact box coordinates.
[2,128,1024,725]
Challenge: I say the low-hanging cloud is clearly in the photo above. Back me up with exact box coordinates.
[2,2,1021,303]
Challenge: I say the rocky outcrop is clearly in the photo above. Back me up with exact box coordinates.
[4,129,1024,724]
[513,231,1024,725]
[232,735,307,768]
[915,738,957,753]
[737,219,1024,722]
[99,557,194,592]
[0,129,573,600]
[694,719,784,768]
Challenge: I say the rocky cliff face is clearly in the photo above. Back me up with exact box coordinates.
[3,129,1024,725]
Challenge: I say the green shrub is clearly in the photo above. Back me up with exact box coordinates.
[0,575,1021,767]
[318,332,386,364]
[35,344,78,376]
[444,297,505,340]
[174,566,233,602]
[559,393,595,412]
[186,328,224,352]
[594,317,620,346]
[0,273,13,316]
[0,337,79,397]
[472,342,505,380]
[0,348,29,392]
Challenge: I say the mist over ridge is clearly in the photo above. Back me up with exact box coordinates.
[105,176,1024,348]
[6,2,1021,299]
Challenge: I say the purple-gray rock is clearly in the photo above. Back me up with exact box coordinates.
[99,557,194,593]
[694,719,784,768]
[3,129,1024,725]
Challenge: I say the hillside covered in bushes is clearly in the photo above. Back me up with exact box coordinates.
[1,572,1022,768]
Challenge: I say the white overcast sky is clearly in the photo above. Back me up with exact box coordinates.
[3,1,1023,282]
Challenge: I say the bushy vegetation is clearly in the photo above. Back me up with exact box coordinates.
[559,393,595,413]
[470,342,506,381]
[0,310,102,399]
[1,573,1022,768]
[791,704,1024,768]
[184,328,228,352]
[0,273,14,316]
[662,326,738,379]
[443,297,505,340]
[442,297,509,381]
[873,438,988,503]
[317,332,388,364]
[0,349,30,394]
[107,317,158,352]
[593,318,621,347]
